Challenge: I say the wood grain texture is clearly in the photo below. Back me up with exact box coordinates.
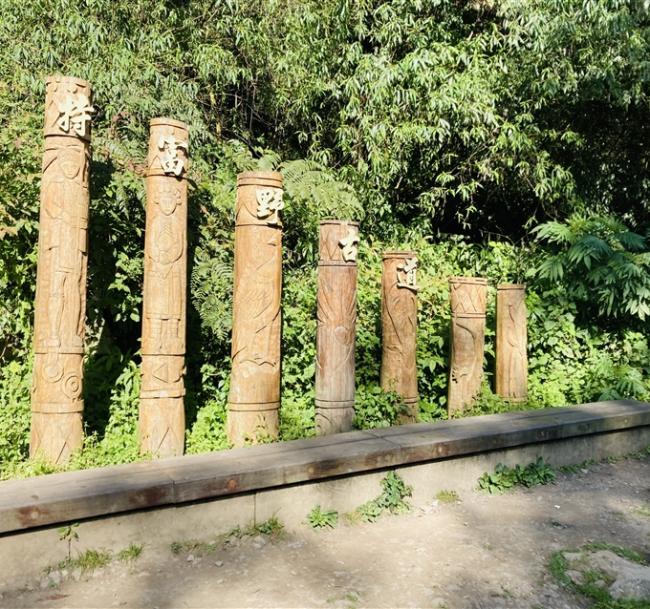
[2,400,649,534]
[315,220,359,435]
[447,277,488,415]
[31,76,94,464]
[496,284,528,402]
[228,171,283,446]
[139,118,189,458]
[380,251,418,422]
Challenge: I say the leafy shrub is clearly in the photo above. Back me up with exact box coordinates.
[478,457,556,494]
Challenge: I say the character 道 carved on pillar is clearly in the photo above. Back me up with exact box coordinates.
[496,284,528,402]
[315,220,359,435]
[139,118,189,458]
[228,171,284,447]
[31,75,94,464]
[447,277,488,415]
[380,252,419,423]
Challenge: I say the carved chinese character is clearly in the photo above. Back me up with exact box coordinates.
[339,226,359,262]
[256,187,284,225]
[57,93,94,138]
[157,135,188,176]
[397,257,418,291]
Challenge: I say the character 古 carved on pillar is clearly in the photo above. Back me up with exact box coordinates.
[315,221,359,435]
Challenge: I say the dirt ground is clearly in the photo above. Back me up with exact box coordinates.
[2,456,649,609]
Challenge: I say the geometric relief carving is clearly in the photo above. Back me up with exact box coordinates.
[496,284,528,402]
[228,172,284,447]
[30,75,93,465]
[139,118,189,459]
[380,252,418,423]
[315,220,359,435]
[447,277,488,415]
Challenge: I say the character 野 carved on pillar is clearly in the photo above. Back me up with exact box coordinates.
[139,118,189,458]
[380,251,418,423]
[228,172,284,447]
[315,220,359,435]
[31,75,94,465]
[447,277,488,415]
[496,284,528,402]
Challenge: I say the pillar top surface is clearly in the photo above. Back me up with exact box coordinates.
[383,250,416,259]
[319,219,359,227]
[497,283,526,290]
[237,171,283,188]
[449,276,488,286]
[46,74,91,89]
[150,117,188,131]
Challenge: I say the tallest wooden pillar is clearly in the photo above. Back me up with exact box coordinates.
[31,76,94,464]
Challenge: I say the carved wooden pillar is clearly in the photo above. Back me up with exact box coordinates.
[31,76,94,464]
[139,118,189,458]
[447,277,487,415]
[315,220,359,435]
[380,251,418,423]
[228,171,283,446]
[496,283,527,402]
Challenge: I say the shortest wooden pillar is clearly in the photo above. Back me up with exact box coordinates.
[447,277,487,415]
[496,283,528,402]
[315,220,359,435]
[380,251,418,423]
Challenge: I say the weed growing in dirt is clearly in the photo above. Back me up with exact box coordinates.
[478,457,555,494]
[634,504,650,518]
[435,490,460,504]
[350,471,413,523]
[117,543,143,562]
[307,505,339,529]
[57,523,80,561]
[170,517,285,555]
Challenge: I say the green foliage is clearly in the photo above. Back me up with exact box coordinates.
[478,457,556,494]
[354,471,413,523]
[117,543,143,563]
[535,215,650,321]
[307,505,339,530]
[435,490,460,504]
[58,523,80,561]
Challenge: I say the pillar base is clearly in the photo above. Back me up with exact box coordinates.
[396,397,419,425]
[29,411,83,465]
[227,405,279,447]
[139,398,185,458]
[315,400,354,435]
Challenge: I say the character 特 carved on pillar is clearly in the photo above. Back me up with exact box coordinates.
[381,252,418,423]
[496,284,528,402]
[447,277,488,415]
[31,75,94,465]
[145,184,184,352]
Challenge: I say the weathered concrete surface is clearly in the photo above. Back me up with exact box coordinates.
[2,400,649,535]
[1,423,649,592]
[2,454,649,608]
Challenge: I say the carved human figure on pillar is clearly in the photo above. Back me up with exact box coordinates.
[228,172,283,447]
[496,284,528,402]
[31,75,94,464]
[315,220,359,435]
[380,252,418,423]
[447,277,488,415]
[139,118,189,458]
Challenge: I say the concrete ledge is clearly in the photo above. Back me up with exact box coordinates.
[0,399,649,534]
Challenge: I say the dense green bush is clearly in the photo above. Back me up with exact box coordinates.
[0,0,648,478]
